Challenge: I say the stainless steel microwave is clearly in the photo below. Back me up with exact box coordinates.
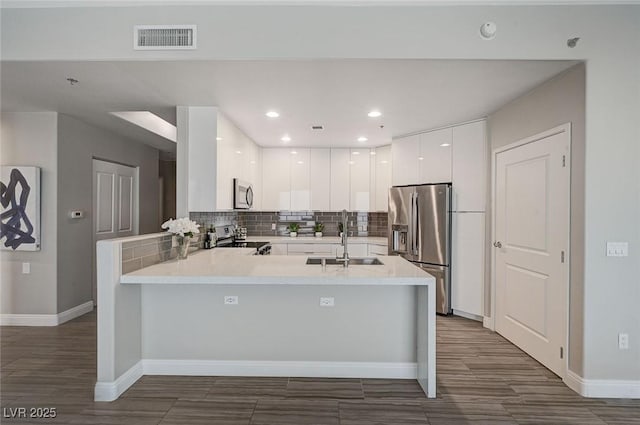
[233,178,254,209]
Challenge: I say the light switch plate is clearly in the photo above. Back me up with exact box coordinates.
[606,242,628,257]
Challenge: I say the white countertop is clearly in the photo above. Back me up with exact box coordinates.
[121,248,432,286]
[245,236,388,245]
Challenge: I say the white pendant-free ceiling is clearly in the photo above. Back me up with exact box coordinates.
[1,59,578,151]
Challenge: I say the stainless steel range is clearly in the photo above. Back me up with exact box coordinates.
[214,225,271,255]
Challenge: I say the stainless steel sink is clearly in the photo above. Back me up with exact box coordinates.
[306,257,383,265]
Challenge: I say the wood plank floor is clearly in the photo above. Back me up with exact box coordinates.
[1,311,638,424]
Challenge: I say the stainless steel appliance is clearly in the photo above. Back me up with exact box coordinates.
[215,225,271,255]
[233,178,254,209]
[388,183,452,314]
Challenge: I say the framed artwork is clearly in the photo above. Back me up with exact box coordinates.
[1,166,41,251]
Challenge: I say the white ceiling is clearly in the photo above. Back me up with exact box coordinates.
[1,59,577,152]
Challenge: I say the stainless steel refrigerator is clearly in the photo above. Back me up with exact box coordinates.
[388,183,452,315]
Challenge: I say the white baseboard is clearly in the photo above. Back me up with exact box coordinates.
[143,359,418,380]
[483,315,494,330]
[453,309,483,322]
[0,301,94,326]
[94,361,144,402]
[565,370,640,399]
[57,301,94,325]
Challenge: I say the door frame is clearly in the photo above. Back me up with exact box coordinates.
[489,123,571,379]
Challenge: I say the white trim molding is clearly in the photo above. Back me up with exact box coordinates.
[452,309,483,322]
[143,359,417,380]
[565,370,640,399]
[94,361,144,402]
[0,301,94,326]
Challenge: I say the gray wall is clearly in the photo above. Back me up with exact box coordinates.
[488,65,586,376]
[0,112,58,315]
[56,114,160,312]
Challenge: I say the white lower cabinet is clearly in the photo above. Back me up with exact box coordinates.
[336,243,367,257]
[287,243,334,256]
[270,243,288,255]
[368,244,388,256]
[451,212,485,317]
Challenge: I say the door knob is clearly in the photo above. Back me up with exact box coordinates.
[493,241,502,248]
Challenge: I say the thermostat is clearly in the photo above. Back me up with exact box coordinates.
[69,210,84,219]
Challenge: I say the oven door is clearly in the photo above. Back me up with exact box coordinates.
[233,178,253,209]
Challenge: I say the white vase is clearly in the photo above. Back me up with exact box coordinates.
[290,232,297,237]
[315,232,323,237]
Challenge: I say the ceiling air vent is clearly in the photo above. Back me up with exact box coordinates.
[134,25,197,50]
[311,125,324,131]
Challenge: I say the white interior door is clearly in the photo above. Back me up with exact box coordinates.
[494,125,570,377]
[92,159,139,304]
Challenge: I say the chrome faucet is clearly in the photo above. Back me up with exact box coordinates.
[336,209,350,267]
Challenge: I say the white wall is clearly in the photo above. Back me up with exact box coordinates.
[1,4,639,382]
[0,112,58,315]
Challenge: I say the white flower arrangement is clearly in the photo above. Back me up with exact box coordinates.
[161,217,200,238]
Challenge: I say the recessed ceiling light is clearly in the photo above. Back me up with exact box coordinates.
[418,156,424,161]
[440,143,451,147]
[370,151,377,155]
[266,111,280,118]
[297,161,304,165]
[352,151,360,155]
[367,110,382,118]
[250,160,256,164]
[348,160,355,165]
[290,151,297,155]
[357,136,368,142]
[216,137,223,141]
[380,160,389,164]
[281,135,291,142]
[236,151,243,154]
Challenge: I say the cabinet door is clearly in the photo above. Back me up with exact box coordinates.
[452,121,486,211]
[270,243,287,255]
[262,149,290,211]
[374,145,392,212]
[290,148,310,210]
[336,243,368,257]
[330,148,350,210]
[309,149,331,210]
[451,212,485,317]
[419,127,452,184]
[392,135,419,186]
[350,148,370,211]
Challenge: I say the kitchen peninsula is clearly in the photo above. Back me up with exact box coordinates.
[94,234,436,402]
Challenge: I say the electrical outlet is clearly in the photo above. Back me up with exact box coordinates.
[271,223,276,230]
[224,296,238,305]
[320,297,335,307]
[607,242,629,257]
[618,333,629,350]
[22,262,30,274]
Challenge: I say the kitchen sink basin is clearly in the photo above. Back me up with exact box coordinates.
[306,257,383,265]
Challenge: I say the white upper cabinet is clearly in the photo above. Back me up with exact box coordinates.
[452,121,486,212]
[419,127,452,184]
[350,148,370,211]
[392,134,419,186]
[374,145,392,212]
[330,148,350,210]
[262,149,291,211]
[290,148,310,210]
[309,149,331,211]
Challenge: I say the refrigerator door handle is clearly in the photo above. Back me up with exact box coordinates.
[410,192,416,255]
[413,192,420,255]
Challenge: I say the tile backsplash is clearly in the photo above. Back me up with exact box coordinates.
[190,211,388,237]
[121,233,201,274]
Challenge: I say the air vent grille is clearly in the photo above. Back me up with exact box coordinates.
[134,25,196,50]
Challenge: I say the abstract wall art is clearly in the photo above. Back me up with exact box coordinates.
[1,166,41,251]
